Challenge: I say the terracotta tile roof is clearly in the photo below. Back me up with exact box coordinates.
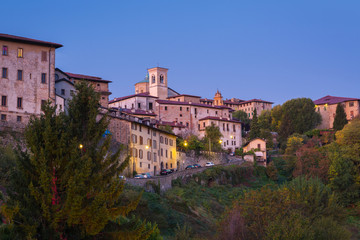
[223,100,245,105]
[168,94,202,99]
[240,99,274,104]
[156,99,232,110]
[109,92,157,103]
[119,108,157,116]
[198,116,242,124]
[0,33,63,48]
[200,98,214,102]
[313,95,360,105]
[65,72,111,83]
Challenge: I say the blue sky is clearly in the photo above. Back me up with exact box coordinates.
[2,0,359,105]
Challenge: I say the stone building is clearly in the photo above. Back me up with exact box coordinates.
[107,112,178,176]
[243,138,267,163]
[0,33,62,129]
[314,95,360,129]
[55,68,112,108]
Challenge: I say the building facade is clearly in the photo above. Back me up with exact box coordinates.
[0,33,62,128]
[107,113,178,176]
[314,95,360,129]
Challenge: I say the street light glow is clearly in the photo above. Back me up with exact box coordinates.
[184,141,188,147]
[79,144,83,149]
[145,145,149,149]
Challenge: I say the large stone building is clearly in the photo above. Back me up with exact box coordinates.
[0,33,62,129]
[107,111,178,176]
[314,95,360,129]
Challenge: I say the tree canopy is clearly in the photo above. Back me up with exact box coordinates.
[333,103,348,131]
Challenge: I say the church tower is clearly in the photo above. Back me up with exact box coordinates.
[214,90,224,106]
[148,67,168,99]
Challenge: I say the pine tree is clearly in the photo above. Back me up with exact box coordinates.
[333,103,348,131]
[249,109,260,140]
[4,82,152,239]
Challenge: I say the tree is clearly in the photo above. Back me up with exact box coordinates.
[249,109,260,140]
[204,124,222,152]
[158,125,174,134]
[3,82,152,239]
[279,98,321,140]
[233,110,250,131]
[270,105,282,132]
[333,103,348,131]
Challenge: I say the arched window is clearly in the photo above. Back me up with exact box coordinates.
[151,75,155,83]
[160,75,164,83]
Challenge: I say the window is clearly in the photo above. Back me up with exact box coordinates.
[41,73,46,84]
[169,139,173,146]
[170,151,173,159]
[151,75,155,83]
[17,97,23,108]
[1,114,6,121]
[149,102,153,110]
[41,51,47,61]
[349,102,354,107]
[139,125,142,132]
[233,125,236,132]
[140,162,142,167]
[215,111,218,115]
[207,109,209,113]
[17,116,22,122]
[153,131,156,136]
[131,134,137,143]
[1,96,7,106]
[2,46,8,56]
[131,123,137,130]
[165,138,168,145]
[147,151,151,160]
[147,138,152,147]
[194,108,197,114]
[160,136,164,143]
[165,150,168,158]
[138,103,141,109]
[17,70,23,80]
[180,114,182,117]
[139,150,143,159]
[153,140,157,149]
[160,75,164,83]
[165,106,168,111]
[257,144,261,149]
[17,48,23,58]
[186,122,189,127]
[350,111,354,117]
[2,68,8,78]
[148,128,150,134]
[187,107,189,111]
[161,148,163,156]
[148,164,150,169]
[61,89,65,95]
[132,148,138,157]
[139,136,143,145]
[180,107,182,111]
[153,153,157,162]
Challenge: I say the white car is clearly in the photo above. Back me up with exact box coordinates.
[205,162,215,167]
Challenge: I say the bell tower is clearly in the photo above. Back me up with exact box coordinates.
[148,67,168,99]
[214,89,224,106]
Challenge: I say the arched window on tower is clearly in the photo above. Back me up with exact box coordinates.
[160,75,164,83]
[152,75,155,83]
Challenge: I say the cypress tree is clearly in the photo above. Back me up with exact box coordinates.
[249,109,260,140]
[4,82,151,239]
[333,103,348,131]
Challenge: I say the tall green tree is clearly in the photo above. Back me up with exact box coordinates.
[249,109,260,140]
[333,103,348,131]
[204,124,223,152]
[279,98,321,141]
[3,83,152,239]
[232,110,250,131]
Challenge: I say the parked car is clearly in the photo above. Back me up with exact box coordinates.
[160,169,172,175]
[134,174,146,179]
[141,173,151,178]
[205,162,215,167]
[193,164,202,168]
[185,165,195,170]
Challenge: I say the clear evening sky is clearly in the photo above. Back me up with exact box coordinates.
[1,0,359,105]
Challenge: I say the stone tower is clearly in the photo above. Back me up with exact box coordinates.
[148,67,168,99]
[214,89,224,106]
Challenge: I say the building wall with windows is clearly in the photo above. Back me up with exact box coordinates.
[314,96,360,129]
[243,138,267,161]
[198,117,242,152]
[224,99,273,119]
[0,34,62,128]
[109,94,157,111]
[107,115,178,176]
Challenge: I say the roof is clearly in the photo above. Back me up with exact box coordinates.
[198,116,242,124]
[109,92,157,103]
[313,95,360,105]
[168,94,202,99]
[168,87,180,95]
[117,108,157,116]
[156,99,232,110]
[224,100,245,105]
[200,98,214,102]
[65,72,111,83]
[240,99,274,104]
[55,78,74,86]
[243,138,266,147]
[0,33,63,48]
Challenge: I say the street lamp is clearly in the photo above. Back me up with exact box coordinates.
[79,144,83,149]
[219,139,223,144]
[145,145,149,149]
[184,141,188,147]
